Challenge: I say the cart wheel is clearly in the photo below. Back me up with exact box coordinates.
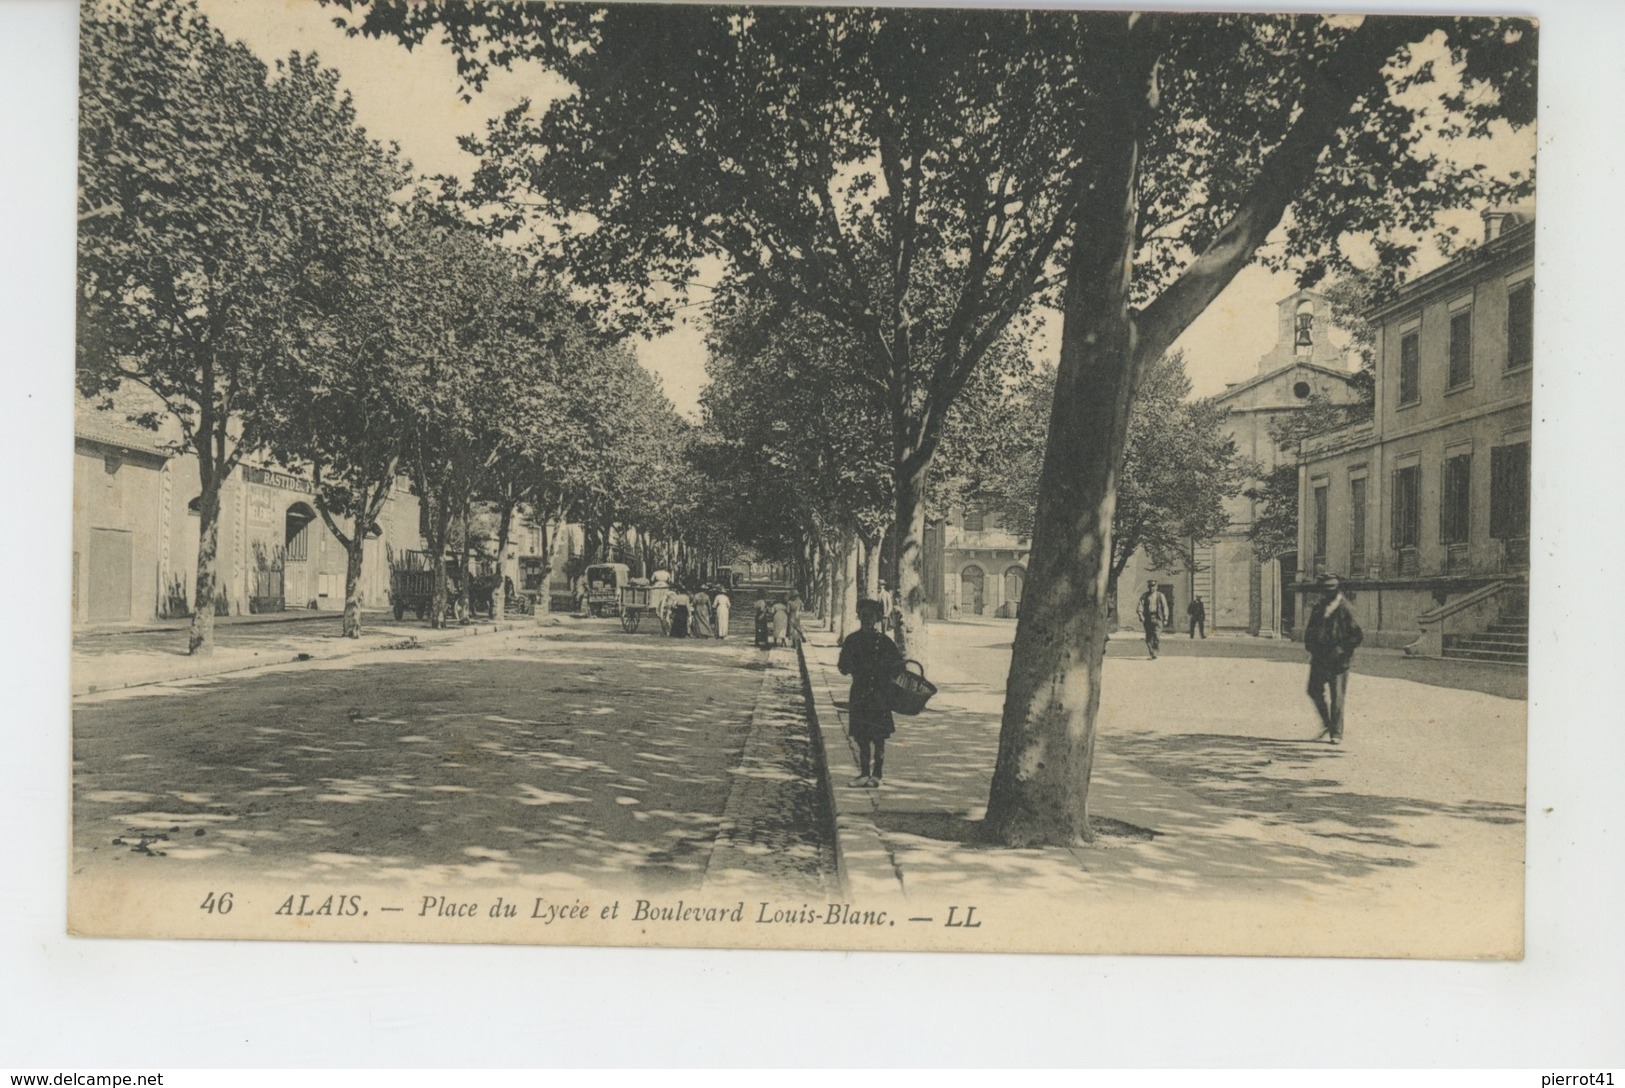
[621,610,639,634]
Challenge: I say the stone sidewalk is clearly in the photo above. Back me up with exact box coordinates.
[71,614,524,696]
[799,622,1528,957]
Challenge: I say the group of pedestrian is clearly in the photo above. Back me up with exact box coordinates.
[753,593,806,649]
[663,581,731,639]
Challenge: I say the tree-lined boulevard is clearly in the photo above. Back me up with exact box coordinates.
[72,610,1524,953]
[78,0,1535,854]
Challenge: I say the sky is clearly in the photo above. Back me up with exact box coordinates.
[198,0,1535,415]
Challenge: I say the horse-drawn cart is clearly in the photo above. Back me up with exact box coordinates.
[391,550,526,622]
[618,583,674,634]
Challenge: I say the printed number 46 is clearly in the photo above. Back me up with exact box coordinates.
[200,891,234,915]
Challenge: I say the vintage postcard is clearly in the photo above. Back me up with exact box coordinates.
[70,0,1536,958]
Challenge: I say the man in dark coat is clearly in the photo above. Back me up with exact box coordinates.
[1303,572,1364,744]
[1187,596,1207,638]
[837,598,904,787]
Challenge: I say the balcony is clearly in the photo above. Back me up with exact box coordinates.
[944,526,1029,552]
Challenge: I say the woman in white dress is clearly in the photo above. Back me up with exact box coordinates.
[712,587,731,640]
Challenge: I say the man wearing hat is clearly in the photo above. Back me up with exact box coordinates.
[1303,573,1364,744]
[1135,579,1171,659]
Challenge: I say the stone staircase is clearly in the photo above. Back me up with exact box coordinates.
[1443,600,1528,666]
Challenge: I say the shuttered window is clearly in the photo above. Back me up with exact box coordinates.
[1440,453,1472,544]
[1447,310,1473,388]
[1391,465,1421,549]
[1398,332,1421,405]
[1507,281,1534,371]
[1490,442,1531,540]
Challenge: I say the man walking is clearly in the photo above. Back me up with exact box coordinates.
[1303,572,1364,744]
[1187,595,1207,639]
[1135,579,1170,659]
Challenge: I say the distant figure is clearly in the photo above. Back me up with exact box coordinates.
[712,587,731,639]
[669,586,690,638]
[877,580,893,617]
[771,600,789,647]
[1303,573,1364,744]
[786,594,806,648]
[754,594,772,648]
[1187,596,1207,639]
[690,587,713,638]
[837,598,904,789]
[1135,580,1170,659]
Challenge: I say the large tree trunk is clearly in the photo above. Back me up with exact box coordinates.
[492,500,516,624]
[457,498,474,621]
[342,538,365,638]
[860,532,882,601]
[536,513,557,615]
[425,495,452,629]
[187,465,224,655]
[838,531,861,643]
[983,34,1151,847]
[982,14,1409,846]
[891,452,931,665]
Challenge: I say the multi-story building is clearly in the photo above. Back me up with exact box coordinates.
[922,501,1030,620]
[73,391,424,624]
[1294,210,1533,657]
[1119,288,1366,636]
[922,289,1367,630]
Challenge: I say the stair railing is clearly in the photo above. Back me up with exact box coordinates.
[1404,578,1521,658]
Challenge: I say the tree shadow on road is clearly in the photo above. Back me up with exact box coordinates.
[833,691,1523,896]
[1108,731,1525,836]
[72,634,823,894]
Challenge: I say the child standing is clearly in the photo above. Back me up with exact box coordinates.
[837,598,904,788]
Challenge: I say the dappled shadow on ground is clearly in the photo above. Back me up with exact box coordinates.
[73,631,783,891]
[703,657,837,897]
[825,673,1522,897]
[1109,731,1524,838]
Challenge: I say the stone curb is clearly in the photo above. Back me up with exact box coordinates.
[73,610,397,638]
[72,621,519,698]
[797,635,908,901]
[703,645,839,895]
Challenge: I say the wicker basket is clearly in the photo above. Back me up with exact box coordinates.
[888,659,937,716]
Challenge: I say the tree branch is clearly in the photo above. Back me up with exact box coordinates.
[1135,16,1432,368]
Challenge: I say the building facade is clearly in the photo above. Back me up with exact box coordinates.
[922,503,1029,620]
[73,392,424,624]
[1294,211,1534,650]
[1119,289,1365,637]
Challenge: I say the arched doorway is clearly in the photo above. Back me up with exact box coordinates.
[283,502,317,607]
[1003,566,1025,617]
[960,564,986,616]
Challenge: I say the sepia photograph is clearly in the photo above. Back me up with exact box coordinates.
[7,0,1624,1070]
[62,0,1547,960]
